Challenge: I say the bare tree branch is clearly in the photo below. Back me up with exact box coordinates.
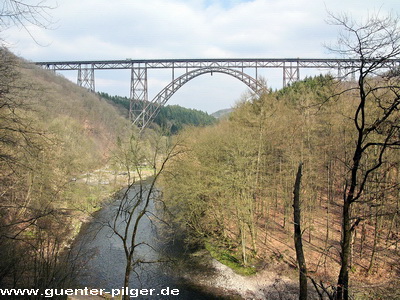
[0,0,56,45]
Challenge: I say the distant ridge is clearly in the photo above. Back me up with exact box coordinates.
[211,108,233,119]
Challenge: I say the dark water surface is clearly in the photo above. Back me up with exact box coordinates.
[73,186,226,299]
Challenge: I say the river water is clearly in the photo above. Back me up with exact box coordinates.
[72,184,226,299]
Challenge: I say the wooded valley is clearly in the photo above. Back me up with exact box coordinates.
[0,48,224,298]
[1,1,400,299]
[1,12,400,300]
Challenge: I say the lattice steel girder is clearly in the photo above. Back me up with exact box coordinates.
[36,58,400,71]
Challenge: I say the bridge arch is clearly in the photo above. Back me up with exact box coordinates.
[132,66,266,129]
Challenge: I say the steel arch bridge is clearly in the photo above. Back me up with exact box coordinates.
[35,58,400,130]
[132,66,266,128]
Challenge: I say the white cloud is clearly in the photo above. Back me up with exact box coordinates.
[7,0,400,59]
[2,0,400,113]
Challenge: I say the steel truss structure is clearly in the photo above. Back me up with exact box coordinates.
[36,58,400,129]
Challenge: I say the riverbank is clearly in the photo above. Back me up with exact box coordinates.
[67,166,155,236]
[177,249,300,300]
[182,250,400,299]
[205,259,298,299]
[67,176,303,300]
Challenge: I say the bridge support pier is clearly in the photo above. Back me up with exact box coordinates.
[283,61,300,87]
[337,63,357,81]
[77,64,95,92]
[130,67,148,126]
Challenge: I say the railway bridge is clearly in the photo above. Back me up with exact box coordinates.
[35,58,400,129]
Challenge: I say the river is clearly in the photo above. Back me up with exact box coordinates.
[72,183,229,299]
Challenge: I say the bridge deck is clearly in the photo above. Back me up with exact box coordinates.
[35,58,400,71]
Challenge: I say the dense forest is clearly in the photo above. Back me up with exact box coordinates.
[99,92,216,134]
[161,73,400,298]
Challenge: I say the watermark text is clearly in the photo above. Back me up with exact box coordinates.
[0,286,180,298]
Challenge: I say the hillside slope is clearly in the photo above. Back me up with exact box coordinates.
[21,63,131,163]
[0,49,132,290]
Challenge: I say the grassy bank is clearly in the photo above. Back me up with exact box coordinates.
[205,241,257,276]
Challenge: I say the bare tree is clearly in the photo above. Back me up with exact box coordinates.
[327,11,400,300]
[0,0,55,43]
[107,132,183,300]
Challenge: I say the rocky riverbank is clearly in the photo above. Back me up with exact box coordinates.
[186,258,300,300]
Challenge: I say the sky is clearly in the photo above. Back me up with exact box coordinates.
[3,0,400,113]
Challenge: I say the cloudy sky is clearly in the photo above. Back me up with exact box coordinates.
[4,0,400,113]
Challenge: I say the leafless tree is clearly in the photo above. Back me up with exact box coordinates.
[327,11,400,300]
[0,0,55,43]
[107,132,183,300]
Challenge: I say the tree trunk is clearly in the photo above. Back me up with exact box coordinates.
[293,162,307,300]
[368,205,382,273]
[123,258,132,300]
[336,199,351,300]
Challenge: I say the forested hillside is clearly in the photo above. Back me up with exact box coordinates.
[0,49,134,290]
[161,75,400,298]
[99,92,216,133]
[0,47,219,293]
